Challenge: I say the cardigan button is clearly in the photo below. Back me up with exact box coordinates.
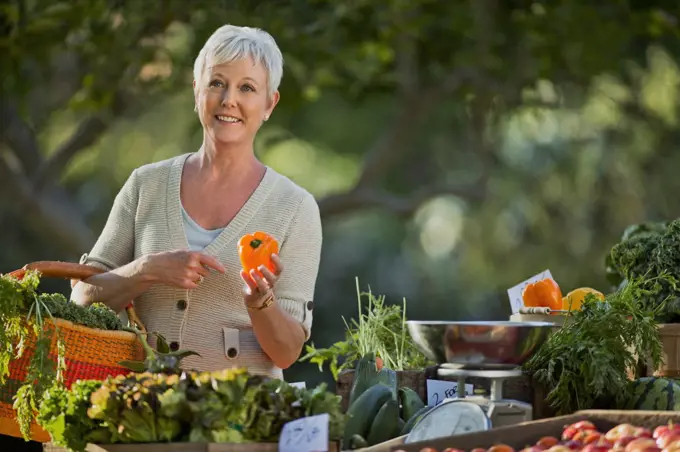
[306,301,314,311]
[176,299,187,310]
[79,253,88,264]
[169,341,179,351]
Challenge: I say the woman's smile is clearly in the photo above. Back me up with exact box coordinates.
[215,115,243,125]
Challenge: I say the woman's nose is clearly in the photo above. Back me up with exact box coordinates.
[221,87,238,107]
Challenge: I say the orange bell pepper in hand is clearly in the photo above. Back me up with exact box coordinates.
[522,278,563,310]
[238,231,279,275]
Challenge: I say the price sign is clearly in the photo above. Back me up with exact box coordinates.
[426,379,474,407]
[278,413,329,452]
[507,269,555,314]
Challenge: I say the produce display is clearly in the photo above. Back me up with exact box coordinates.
[300,278,432,380]
[37,367,345,452]
[343,353,430,449]
[0,269,126,438]
[520,277,605,312]
[606,219,680,322]
[522,273,666,415]
[393,419,680,452]
[1,217,676,451]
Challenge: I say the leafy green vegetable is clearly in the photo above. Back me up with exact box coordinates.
[0,270,124,440]
[119,330,200,375]
[523,273,668,415]
[299,278,432,379]
[37,380,111,452]
[606,218,680,322]
[37,368,345,450]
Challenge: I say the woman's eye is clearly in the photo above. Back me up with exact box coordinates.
[209,80,223,88]
[241,84,254,92]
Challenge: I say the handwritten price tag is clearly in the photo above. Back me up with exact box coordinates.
[507,269,555,314]
[278,413,329,452]
[426,379,474,407]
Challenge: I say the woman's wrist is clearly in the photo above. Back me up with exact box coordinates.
[134,254,161,285]
[246,291,275,311]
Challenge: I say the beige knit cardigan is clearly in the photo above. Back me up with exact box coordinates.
[78,153,322,380]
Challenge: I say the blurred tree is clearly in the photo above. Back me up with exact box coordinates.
[1,0,679,260]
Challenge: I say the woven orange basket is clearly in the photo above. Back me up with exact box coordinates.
[0,261,146,443]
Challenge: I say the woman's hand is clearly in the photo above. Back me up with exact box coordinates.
[144,250,226,289]
[241,253,283,308]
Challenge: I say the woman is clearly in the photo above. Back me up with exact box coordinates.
[71,24,322,380]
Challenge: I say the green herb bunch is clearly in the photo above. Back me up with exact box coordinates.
[606,218,680,322]
[523,273,668,416]
[299,278,432,379]
[0,270,123,439]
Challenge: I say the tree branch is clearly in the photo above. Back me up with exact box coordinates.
[320,66,483,219]
[318,180,487,219]
[32,91,129,191]
[0,100,43,173]
[353,67,478,191]
[31,115,108,190]
[0,151,96,256]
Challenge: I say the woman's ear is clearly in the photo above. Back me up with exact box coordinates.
[193,80,198,112]
[265,91,280,118]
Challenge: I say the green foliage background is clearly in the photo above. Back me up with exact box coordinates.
[2,0,680,386]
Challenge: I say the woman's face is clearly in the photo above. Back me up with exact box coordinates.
[195,57,279,148]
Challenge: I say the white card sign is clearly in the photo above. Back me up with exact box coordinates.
[507,269,554,314]
[278,413,329,452]
[290,381,307,390]
[426,379,474,406]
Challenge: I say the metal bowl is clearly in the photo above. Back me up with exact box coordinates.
[407,320,555,370]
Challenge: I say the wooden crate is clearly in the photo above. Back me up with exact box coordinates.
[42,442,341,452]
[649,323,680,378]
[390,410,680,452]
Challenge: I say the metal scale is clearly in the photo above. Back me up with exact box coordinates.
[437,367,533,425]
[405,367,533,443]
[404,320,554,444]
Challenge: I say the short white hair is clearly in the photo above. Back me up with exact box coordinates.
[193,25,283,98]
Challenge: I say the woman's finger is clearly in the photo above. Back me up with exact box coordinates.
[270,254,284,276]
[250,269,270,293]
[178,279,199,290]
[191,265,210,278]
[196,252,226,274]
[259,265,277,287]
[240,270,259,294]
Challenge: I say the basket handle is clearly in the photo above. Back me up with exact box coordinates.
[6,261,146,333]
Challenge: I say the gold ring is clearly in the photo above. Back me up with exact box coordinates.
[197,275,204,284]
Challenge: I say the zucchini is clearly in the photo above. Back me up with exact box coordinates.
[400,404,433,436]
[398,387,425,422]
[343,383,393,446]
[375,367,398,401]
[348,353,380,407]
[366,399,401,446]
[347,434,367,450]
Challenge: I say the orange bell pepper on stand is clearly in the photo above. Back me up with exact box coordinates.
[522,278,563,311]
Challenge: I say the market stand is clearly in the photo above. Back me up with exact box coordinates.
[3,218,680,452]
